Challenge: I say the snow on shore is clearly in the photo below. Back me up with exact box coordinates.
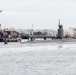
[0,41,76,75]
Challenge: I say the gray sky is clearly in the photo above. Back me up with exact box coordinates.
[0,0,76,29]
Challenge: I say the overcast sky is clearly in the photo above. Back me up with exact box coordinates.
[0,0,76,29]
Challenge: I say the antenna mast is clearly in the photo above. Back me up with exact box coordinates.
[58,19,60,26]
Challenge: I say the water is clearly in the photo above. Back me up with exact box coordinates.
[0,40,76,75]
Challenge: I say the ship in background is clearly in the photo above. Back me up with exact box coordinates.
[0,26,20,42]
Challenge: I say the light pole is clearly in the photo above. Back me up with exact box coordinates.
[0,10,7,44]
[32,24,33,35]
[0,10,2,30]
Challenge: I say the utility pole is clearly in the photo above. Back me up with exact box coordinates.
[0,10,7,44]
[0,10,2,30]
